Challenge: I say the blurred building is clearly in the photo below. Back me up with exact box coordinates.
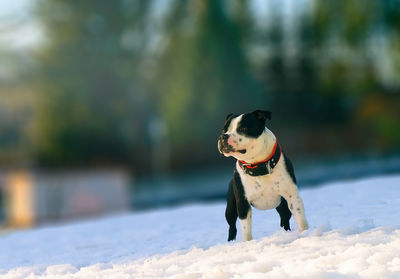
[2,169,131,227]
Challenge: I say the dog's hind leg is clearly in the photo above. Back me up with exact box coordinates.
[280,154,309,231]
[225,181,238,241]
[280,185,308,231]
[276,197,291,231]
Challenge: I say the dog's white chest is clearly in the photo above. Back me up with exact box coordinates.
[237,161,286,210]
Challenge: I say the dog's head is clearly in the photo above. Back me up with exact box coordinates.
[218,110,272,161]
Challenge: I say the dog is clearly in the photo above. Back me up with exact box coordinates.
[218,110,308,241]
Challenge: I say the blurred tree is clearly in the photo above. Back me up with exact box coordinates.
[311,0,400,151]
[258,2,350,126]
[0,15,38,166]
[154,0,266,167]
[33,0,153,168]
[27,0,400,172]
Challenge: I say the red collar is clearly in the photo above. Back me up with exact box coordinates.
[239,141,278,168]
[238,141,281,176]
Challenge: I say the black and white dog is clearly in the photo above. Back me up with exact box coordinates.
[218,110,308,241]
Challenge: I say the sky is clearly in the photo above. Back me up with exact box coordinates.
[0,0,310,51]
[0,0,42,50]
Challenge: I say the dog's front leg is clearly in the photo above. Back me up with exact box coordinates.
[239,207,252,241]
[232,170,252,241]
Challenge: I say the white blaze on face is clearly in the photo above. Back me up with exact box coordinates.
[224,115,246,150]
[225,115,242,135]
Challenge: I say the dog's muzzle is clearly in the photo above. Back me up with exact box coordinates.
[218,134,233,154]
[218,134,246,154]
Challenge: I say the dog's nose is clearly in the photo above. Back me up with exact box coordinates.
[220,134,229,142]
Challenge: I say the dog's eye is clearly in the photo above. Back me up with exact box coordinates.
[238,126,247,133]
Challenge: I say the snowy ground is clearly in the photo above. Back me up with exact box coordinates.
[1,175,400,278]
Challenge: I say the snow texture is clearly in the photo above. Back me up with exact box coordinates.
[1,175,400,278]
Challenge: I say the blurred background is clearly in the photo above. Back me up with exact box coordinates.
[0,0,399,227]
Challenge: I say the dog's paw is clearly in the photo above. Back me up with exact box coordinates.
[283,224,291,231]
[280,220,291,231]
[299,222,309,232]
[228,227,237,241]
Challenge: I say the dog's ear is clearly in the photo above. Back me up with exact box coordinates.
[226,113,234,120]
[252,110,271,121]
[223,113,236,132]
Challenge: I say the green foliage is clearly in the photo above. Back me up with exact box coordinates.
[33,0,152,166]
[16,0,400,170]
[155,0,265,153]
[311,0,400,151]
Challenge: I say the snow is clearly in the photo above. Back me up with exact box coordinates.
[1,175,400,278]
